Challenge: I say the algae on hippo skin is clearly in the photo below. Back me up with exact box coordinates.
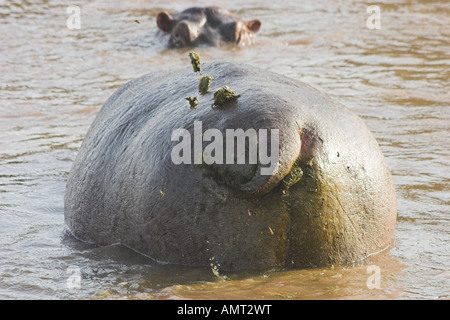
[280,158,304,192]
[186,52,241,109]
[189,51,201,73]
[198,75,213,94]
[185,96,199,109]
[213,85,241,107]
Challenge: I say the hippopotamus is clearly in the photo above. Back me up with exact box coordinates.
[64,61,397,271]
[156,7,261,48]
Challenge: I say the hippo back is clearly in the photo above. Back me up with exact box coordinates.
[65,62,397,270]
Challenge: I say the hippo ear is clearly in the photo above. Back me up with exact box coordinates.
[247,20,261,33]
[157,11,175,32]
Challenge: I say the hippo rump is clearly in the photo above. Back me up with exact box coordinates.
[64,62,397,271]
[156,7,261,47]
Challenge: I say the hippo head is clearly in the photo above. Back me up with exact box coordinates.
[157,7,261,48]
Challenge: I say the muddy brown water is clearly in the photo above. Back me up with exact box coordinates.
[0,0,449,299]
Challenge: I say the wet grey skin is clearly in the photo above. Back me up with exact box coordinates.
[157,7,262,48]
[64,62,397,271]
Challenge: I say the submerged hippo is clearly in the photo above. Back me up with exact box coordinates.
[64,62,397,271]
[156,7,261,47]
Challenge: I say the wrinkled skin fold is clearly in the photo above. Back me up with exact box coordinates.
[64,62,397,271]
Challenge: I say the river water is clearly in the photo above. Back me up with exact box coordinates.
[0,0,448,300]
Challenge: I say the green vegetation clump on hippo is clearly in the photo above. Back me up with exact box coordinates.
[185,96,199,109]
[279,157,319,196]
[198,75,212,94]
[189,51,201,73]
[280,159,304,192]
[213,85,241,107]
[185,52,241,109]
